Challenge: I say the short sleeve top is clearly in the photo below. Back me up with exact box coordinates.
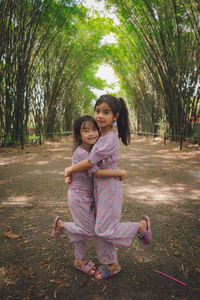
[88,130,120,171]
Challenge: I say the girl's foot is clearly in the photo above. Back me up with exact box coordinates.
[138,220,147,233]
[137,216,152,244]
[95,262,121,279]
[74,259,96,276]
[51,216,64,238]
[55,219,64,231]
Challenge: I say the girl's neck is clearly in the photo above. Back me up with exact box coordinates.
[81,143,92,152]
[100,126,112,137]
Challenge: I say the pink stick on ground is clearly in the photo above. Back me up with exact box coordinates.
[154,269,187,287]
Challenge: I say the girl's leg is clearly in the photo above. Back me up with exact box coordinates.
[74,240,96,276]
[55,218,147,244]
[94,185,122,279]
[95,219,150,246]
[94,183,149,247]
[52,189,97,275]
[93,186,151,279]
[94,220,149,280]
[96,236,117,265]
[54,220,96,275]
[74,240,88,260]
[68,190,95,238]
[95,236,121,279]
[53,191,95,242]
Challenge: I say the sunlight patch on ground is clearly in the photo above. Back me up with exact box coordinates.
[0,153,39,166]
[63,156,73,161]
[120,154,149,160]
[191,170,200,179]
[43,154,64,160]
[49,147,72,152]
[151,193,170,202]
[170,183,187,190]
[34,160,49,165]
[27,170,43,176]
[0,156,20,166]
[35,201,68,211]
[125,183,195,205]
[147,179,161,185]
[188,189,200,200]
[27,168,64,177]
[2,195,34,207]
[156,146,199,158]
[44,170,65,176]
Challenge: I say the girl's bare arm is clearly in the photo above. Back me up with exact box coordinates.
[94,169,127,180]
[64,159,127,181]
[64,159,92,177]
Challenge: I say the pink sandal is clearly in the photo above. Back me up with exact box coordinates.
[51,216,64,238]
[137,215,152,244]
[75,260,96,276]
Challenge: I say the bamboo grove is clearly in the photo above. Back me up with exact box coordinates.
[0,0,112,147]
[107,0,200,144]
[0,0,200,148]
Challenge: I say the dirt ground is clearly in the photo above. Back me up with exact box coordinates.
[0,136,200,300]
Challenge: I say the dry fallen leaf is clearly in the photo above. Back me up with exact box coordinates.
[138,266,151,270]
[102,284,107,292]
[4,230,22,239]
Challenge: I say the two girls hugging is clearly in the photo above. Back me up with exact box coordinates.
[51,94,152,279]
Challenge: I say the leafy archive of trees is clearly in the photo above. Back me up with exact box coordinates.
[0,0,199,148]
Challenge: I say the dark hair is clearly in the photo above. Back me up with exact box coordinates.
[94,95,131,145]
[73,115,100,151]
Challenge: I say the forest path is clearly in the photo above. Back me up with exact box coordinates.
[0,137,199,300]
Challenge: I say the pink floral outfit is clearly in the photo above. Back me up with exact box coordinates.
[63,146,95,259]
[88,130,139,265]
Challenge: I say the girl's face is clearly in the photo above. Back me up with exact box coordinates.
[94,102,118,133]
[80,121,99,149]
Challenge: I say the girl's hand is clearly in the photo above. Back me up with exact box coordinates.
[64,167,72,178]
[65,175,72,185]
[120,170,127,181]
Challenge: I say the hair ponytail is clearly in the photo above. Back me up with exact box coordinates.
[117,97,131,146]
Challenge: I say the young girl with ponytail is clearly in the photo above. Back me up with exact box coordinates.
[64,95,152,279]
